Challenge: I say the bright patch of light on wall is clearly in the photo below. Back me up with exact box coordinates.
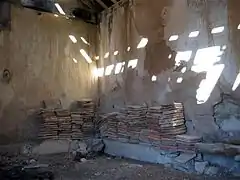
[54,14,59,17]
[168,54,172,59]
[238,24,240,29]
[80,49,92,63]
[127,47,131,51]
[189,31,199,38]
[222,45,227,50]
[80,37,90,45]
[105,65,115,76]
[94,68,104,77]
[196,64,224,104]
[137,38,148,49]
[168,77,171,82]
[95,56,99,60]
[191,46,222,73]
[211,26,224,34]
[177,77,183,83]
[169,35,179,41]
[114,51,119,56]
[104,52,109,59]
[175,51,192,66]
[128,59,138,69]
[181,67,187,73]
[72,58,77,63]
[121,62,125,72]
[232,73,240,91]
[115,62,124,74]
[69,35,77,43]
[55,3,65,15]
[151,75,157,82]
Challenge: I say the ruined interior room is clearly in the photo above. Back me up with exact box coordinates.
[0,0,240,179]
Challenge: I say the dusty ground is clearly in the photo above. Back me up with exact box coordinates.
[35,154,239,180]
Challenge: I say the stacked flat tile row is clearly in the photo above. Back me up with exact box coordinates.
[38,100,95,140]
[147,103,186,142]
[55,109,72,139]
[38,109,58,139]
[100,103,201,151]
[71,100,95,140]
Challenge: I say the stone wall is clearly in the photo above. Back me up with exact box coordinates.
[97,0,240,141]
[0,5,98,143]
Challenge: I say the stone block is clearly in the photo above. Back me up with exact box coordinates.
[32,140,70,155]
[195,161,208,174]
[234,155,240,162]
[203,154,235,168]
[103,139,172,165]
[175,153,196,164]
[196,143,240,156]
[205,166,219,176]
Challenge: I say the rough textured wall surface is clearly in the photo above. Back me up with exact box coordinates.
[98,0,240,141]
[0,5,98,143]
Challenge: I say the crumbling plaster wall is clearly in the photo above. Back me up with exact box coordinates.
[0,5,98,143]
[98,0,240,141]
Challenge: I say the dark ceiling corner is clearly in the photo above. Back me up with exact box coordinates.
[72,8,98,24]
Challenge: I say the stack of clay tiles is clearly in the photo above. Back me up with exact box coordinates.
[55,109,71,139]
[176,135,202,152]
[38,109,58,139]
[71,99,95,139]
[123,105,148,143]
[147,103,186,138]
[100,112,119,140]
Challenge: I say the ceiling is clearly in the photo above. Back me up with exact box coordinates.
[12,0,124,24]
[18,0,122,13]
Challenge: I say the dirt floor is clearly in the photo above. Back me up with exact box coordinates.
[34,154,239,180]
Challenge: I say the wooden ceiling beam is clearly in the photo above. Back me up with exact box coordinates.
[110,0,118,4]
[95,0,108,9]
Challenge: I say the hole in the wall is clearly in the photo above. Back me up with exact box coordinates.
[54,14,59,17]
[177,77,183,83]
[55,3,66,15]
[137,38,148,49]
[112,105,115,109]
[151,75,157,82]
[169,35,179,41]
[69,35,77,43]
[105,64,114,76]
[80,37,90,45]
[72,58,78,63]
[80,49,92,63]
[189,31,199,38]
[104,52,109,59]
[114,51,119,56]
[115,62,124,74]
[181,67,187,73]
[127,59,138,69]
[2,68,12,84]
[238,24,240,30]
[211,26,224,34]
